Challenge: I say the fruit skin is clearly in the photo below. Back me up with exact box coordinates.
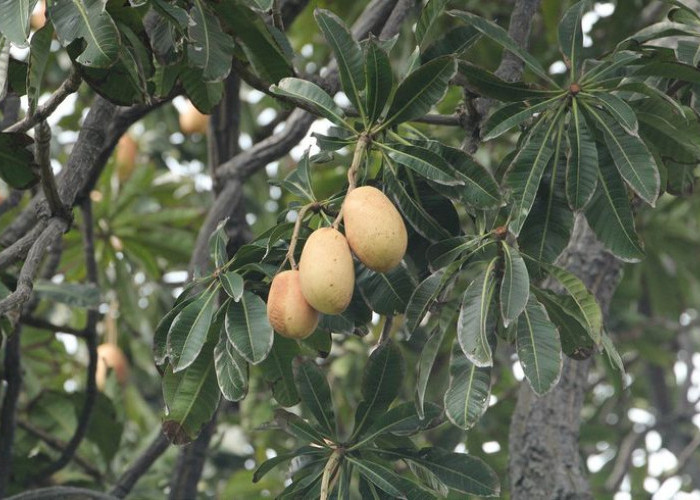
[30,1,46,30]
[267,270,319,339]
[343,186,407,273]
[95,343,129,391]
[115,134,137,182]
[299,227,355,315]
[179,101,209,135]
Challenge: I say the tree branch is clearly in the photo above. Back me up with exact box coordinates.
[6,487,118,500]
[4,69,82,134]
[110,433,171,499]
[0,326,22,497]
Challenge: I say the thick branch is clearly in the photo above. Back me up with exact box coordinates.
[110,433,171,498]
[0,327,21,497]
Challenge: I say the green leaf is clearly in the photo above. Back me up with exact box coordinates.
[426,236,480,269]
[436,144,502,209]
[499,243,529,326]
[415,327,447,419]
[349,456,433,499]
[383,143,463,186]
[357,264,415,316]
[214,3,293,84]
[294,360,336,437]
[413,449,501,497]
[537,261,603,342]
[588,92,638,135]
[421,25,480,62]
[405,270,447,335]
[214,330,248,402]
[567,99,598,210]
[352,402,443,449]
[241,0,273,10]
[449,10,557,85]
[0,133,39,189]
[365,36,393,124]
[49,0,120,68]
[32,280,100,308]
[254,446,324,483]
[27,25,53,115]
[416,0,448,44]
[315,9,365,114]
[584,152,645,262]
[516,295,562,395]
[181,66,224,112]
[519,149,574,265]
[505,116,558,236]
[0,0,37,47]
[384,168,452,242]
[601,331,625,373]
[168,288,218,372]
[558,0,587,75]
[444,343,491,430]
[533,288,596,359]
[154,297,196,366]
[270,77,349,127]
[220,271,244,301]
[259,336,300,407]
[209,221,229,269]
[585,104,659,205]
[352,340,406,438]
[457,260,498,367]
[274,409,327,445]
[383,55,456,128]
[458,62,560,102]
[187,0,234,81]
[162,342,220,445]
[226,291,274,364]
[482,98,560,141]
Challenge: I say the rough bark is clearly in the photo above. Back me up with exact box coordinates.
[508,217,624,499]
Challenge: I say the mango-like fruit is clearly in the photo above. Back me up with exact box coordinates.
[267,270,319,339]
[179,101,209,135]
[115,134,137,182]
[343,186,407,273]
[95,343,129,391]
[299,227,355,314]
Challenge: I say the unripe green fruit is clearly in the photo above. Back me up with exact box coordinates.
[267,270,319,339]
[343,186,407,273]
[298,227,355,314]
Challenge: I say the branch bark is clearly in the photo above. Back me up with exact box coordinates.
[110,433,171,498]
[509,217,624,499]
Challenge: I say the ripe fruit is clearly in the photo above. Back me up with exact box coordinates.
[299,227,355,315]
[178,101,209,135]
[267,270,319,339]
[30,1,46,30]
[343,186,407,273]
[95,343,129,391]
[115,134,137,182]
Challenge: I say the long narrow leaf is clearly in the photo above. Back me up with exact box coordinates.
[566,99,598,210]
[499,242,529,326]
[271,77,350,127]
[444,343,491,429]
[294,360,336,437]
[457,259,498,367]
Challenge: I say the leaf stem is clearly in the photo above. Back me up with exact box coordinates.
[332,133,370,229]
[320,448,343,500]
[285,202,321,270]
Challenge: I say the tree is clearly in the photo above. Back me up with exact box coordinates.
[0,0,699,498]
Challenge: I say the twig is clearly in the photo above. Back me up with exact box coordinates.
[16,420,103,481]
[21,316,88,338]
[320,449,342,500]
[35,121,70,220]
[379,315,394,345]
[332,134,369,229]
[110,433,171,498]
[0,218,67,317]
[0,327,22,497]
[659,432,700,481]
[0,221,49,269]
[4,69,82,134]
[285,202,321,269]
[28,201,100,482]
[5,487,118,500]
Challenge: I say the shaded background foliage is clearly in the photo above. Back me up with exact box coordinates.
[0,0,698,499]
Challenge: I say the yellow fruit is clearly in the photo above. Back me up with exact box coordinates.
[178,101,209,135]
[95,343,129,391]
[30,1,46,30]
[299,227,355,315]
[115,134,137,182]
[343,186,407,273]
[267,270,319,339]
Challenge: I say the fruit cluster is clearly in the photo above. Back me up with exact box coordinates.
[267,186,407,340]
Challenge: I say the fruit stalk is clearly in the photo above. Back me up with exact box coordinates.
[332,133,370,229]
[284,202,319,270]
[320,448,342,500]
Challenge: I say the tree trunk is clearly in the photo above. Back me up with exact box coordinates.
[509,216,623,499]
